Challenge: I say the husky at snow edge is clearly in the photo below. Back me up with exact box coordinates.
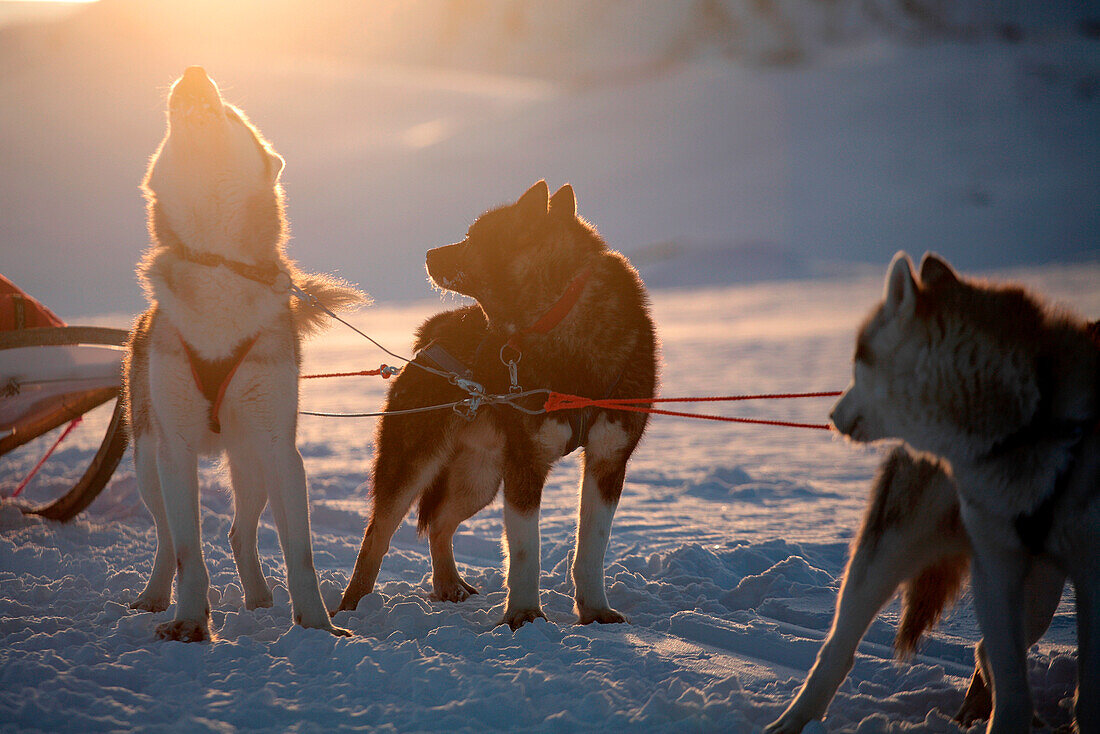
[126,67,365,641]
[828,252,1098,734]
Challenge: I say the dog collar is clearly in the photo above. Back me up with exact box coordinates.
[506,265,593,350]
[175,246,290,291]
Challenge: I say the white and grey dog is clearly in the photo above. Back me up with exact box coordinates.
[125,67,365,641]
[826,252,1098,733]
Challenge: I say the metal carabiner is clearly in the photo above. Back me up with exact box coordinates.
[288,282,320,308]
[453,376,485,397]
[499,343,523,393]
[453,394,482,421]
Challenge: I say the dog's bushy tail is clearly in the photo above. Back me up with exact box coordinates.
[290,270,371,337]
[895,553,970,658]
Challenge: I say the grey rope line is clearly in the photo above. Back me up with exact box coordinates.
[289,284,460,386]
[299,390,552,419]
[289,283,552,419]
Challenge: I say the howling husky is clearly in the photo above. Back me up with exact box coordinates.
[828,252,1098,734]
[337,181,658,629]
[125,67,364,641]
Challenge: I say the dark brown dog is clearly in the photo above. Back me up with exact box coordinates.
[337,181,658,629]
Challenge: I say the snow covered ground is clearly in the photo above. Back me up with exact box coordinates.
[3,263,1097,733]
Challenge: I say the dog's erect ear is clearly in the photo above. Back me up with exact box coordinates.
[549,184,576,219]
[516,180,549,218]
[883,251,918,319]
[918,251,958,290]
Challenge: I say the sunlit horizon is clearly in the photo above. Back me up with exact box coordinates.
[2,1,1097,321]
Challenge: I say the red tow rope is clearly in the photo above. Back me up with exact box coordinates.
[542,391,842,430]
[10,417,83,497]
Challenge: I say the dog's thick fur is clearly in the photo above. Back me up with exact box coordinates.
[828,252,1098,733]
[125,67,363,641]
[765,445,1066,733]
[337,181,657,629]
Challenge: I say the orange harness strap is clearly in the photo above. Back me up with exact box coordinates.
[179,333,258,434]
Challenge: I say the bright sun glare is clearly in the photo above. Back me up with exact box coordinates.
[0,1,98,26]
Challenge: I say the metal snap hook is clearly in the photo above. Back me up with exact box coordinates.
[499,343,523,393]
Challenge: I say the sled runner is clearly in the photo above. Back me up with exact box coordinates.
[1,275,128,520]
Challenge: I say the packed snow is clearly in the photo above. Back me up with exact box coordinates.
[3,265,1096,732]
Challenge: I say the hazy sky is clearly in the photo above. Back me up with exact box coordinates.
[2,2,1097,319]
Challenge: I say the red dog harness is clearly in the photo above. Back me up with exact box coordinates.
[179,333,257,434]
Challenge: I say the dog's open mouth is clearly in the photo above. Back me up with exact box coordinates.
[428,270,469,295]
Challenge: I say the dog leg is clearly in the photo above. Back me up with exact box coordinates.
[769,449,970,733]
[429,519,480,603]
[501,500,544,629]
[226,450,273,610]
[767,541,942,731]
[261,438,349,636]
[338,446,449,613]
[500,455,549,629]
[426,469,498,602]
[572,458,627,625]
[770,540,970,729]
[1074,560,1099,733]
[154,439,210,642]
[572,416,638,625]
[131,433,174,613]
[956,660,993,730]
[423,476,487,603]
[956,558,1064,727]
[966,524,1032,734]
[423,421,503,602]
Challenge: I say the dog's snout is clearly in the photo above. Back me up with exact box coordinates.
[171,66,219,108]
[425,246,445,276]
[829,393,856,436]
[426,242,466,289]
[183,66,209,83]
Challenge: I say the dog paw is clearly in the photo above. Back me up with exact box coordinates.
[295,610,353,638]
[953,688,992,726]
[763,710,813,734]
[155,619,209,643]
[432,579,479,603]
[298,619,353,637]
[244,593,274,610]
[576,606,628,625]
[336,590,365,614]
[130,595,170,613]
[499,607,547,630]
